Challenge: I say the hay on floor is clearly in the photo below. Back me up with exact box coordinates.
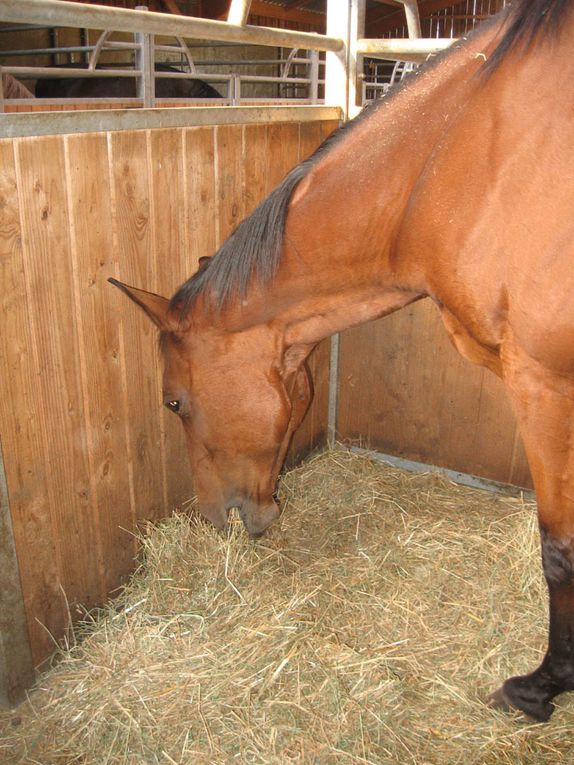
[1,448,572,765]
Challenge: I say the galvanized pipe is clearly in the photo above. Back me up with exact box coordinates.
[395,0,422,39]
[227,0,252,27]
[0,0,344,53]
[5,66,141,78]
[356,37,455,63]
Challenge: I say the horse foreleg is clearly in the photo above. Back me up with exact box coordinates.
[491,345,574,721]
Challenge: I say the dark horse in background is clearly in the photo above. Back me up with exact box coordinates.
[35,62,221,99]
[111,0,574,722]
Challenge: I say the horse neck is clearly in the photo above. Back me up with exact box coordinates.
[223,16,508,347]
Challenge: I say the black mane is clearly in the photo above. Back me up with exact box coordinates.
[485,0,569,72]
[171,0,570,318]
[170,116,367,314]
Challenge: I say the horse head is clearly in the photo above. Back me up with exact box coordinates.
[109,276,312,537]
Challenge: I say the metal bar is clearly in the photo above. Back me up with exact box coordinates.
[174,36,196,74]
[134,7,154,108]
[0,45,95,56]
[88,29,113,69]
[0,24,48,32]
[395,0,422,38]
[242,75,311,84]
[328,334,340,448]
[232,74,241,105]
[0,49,317,66]
[349,447,533,497]
[326,0,364,120]
[0,104,342,139]
[227,0,252,27]
[309,50,319,103]
[325,0,349,116]
[356,37,455,63]
[5,66,141,78]
[0,0,344,53]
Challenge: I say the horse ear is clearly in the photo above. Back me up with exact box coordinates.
[108,278,176,331]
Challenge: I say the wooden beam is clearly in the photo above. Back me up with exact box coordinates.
[159,0,184,15]
[208,0,326,30]
[367,0,465,35]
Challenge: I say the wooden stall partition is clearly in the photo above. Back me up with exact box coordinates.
[0,115,337,696]
[337,299,532,489]
[288,119,340,463]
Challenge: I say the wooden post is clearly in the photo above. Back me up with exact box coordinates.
[325,0,365,120]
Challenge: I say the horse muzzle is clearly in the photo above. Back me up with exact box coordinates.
[196,496,281,537]
[239,497,281,538]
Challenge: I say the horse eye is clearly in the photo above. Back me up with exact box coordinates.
[165,400,180,413]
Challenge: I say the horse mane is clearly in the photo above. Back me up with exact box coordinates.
[485,0,569,72]
[171,0,569,318]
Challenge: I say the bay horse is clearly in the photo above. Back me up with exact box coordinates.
[110,0,574,722]
[36,63,221,99]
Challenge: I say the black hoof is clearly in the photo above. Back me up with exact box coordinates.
[488,678,554,722]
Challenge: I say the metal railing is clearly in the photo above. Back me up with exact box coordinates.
[0,6,327,108]
[0,0,458,116]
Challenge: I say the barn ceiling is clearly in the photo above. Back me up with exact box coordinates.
[195,1,467,36]
[62,1,488,36]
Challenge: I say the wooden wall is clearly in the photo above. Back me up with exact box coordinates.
[0,117,338,680]
[337,299,532,489]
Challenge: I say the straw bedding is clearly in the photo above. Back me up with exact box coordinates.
[1,447,573,764]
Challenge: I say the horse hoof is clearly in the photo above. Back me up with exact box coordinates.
[487,686,515,714]
[487,680,554,723]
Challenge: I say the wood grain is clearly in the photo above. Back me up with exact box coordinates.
[184,126,217,274]
[109,130,166,523]
[15,136,101,631]
[0,140,65,663]
[215,124,245,246]
[338,300,532,487]
[150,129,194,508]
[0,119,355,675]
[65,132,136,593]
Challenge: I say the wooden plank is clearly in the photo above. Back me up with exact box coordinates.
[320,120,341,142]
[149,128,194,508]
[109,130,166,523]
[266,122,301,190]
[243,123,268,217]
[0,139,49,672]
[298,120,324,161]
[215,124,245,245]
[65,132,136,593]
[183,126,217,274]
[14,135,101,644]
[337,299,532,488]
[0,140,59,667]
